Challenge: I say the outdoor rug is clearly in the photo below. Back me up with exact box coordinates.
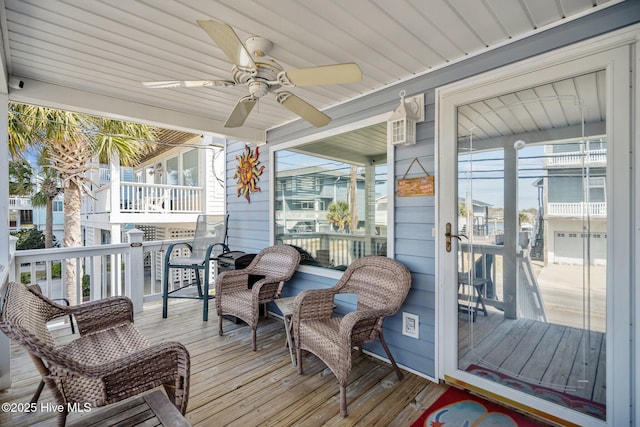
[466,364,605,420]
[410,386,543,427]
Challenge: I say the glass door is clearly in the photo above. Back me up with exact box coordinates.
[439,40,632,426]
[441,61,632,423]
[456,88,607,421]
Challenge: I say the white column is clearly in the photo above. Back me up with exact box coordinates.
[364,163,375,255]
[503,147,518,319]
[0,94,10,390]
[109,153,121,221]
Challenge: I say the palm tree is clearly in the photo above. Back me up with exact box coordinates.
[9,159,34,196]
[8,103,156,303]
[31,149,61,248]
[327,201,351,233]
[9,155,59,248]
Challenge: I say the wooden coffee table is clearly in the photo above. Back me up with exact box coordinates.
[67,389,190,426]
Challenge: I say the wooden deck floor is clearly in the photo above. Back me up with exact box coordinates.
[458,308,606,406]
[1,298,454,427]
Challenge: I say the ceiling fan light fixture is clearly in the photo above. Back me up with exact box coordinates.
[244,36,273,58]
[248,81,269,98]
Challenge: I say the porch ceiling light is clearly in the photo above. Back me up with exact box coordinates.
[387,90,424,147]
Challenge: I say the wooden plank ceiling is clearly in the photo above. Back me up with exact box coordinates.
[1,0,617,137]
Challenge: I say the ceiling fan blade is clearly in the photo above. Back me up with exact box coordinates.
[197,19,256,70]
[276,92,331,127]
[142,80,235,89]
[281,63,362,87]
[224,96,257,128]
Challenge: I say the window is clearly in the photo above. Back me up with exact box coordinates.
[274,121,389,270]
[182,149,199,186]
[292,201,315,210]
[588,176,606,203]
[145,166,154,183]
[166,157,179,185]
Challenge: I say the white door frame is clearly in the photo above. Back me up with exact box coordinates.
[435,26,637,426]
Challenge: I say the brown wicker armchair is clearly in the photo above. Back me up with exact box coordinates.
[216,244,300,351]
[292,256,411,417]
[0,281,190,427]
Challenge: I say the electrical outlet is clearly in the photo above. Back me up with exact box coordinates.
[402,312,419,338]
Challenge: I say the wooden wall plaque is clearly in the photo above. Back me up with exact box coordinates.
[397,158,435,197]
[397,175,434,197]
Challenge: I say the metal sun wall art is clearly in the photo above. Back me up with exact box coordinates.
[234,144,265,202]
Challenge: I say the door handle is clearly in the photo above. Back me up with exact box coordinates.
[445,222,467,252]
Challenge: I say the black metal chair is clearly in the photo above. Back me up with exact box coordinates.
[458,253,495,320]
[162,215,229,321]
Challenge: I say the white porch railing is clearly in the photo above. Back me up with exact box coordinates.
[2,231,208,392]
[120,183,203,213]
[547,202,607,217]
[278,232,387,267]
[8,230,196,313]
[459,243,547,322]
[90,182,203,214]
[545,148,606,167]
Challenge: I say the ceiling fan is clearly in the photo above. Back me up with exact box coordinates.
[143,19,363,128]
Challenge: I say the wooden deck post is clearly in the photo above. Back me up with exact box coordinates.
[126,229,145,313]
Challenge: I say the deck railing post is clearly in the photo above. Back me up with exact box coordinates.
[126,229,145,313]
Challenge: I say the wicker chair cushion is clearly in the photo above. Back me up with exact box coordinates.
[63,324,149,365]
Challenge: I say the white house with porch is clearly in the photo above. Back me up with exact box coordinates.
[82,129,226,247]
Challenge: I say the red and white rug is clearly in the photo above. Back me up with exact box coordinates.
[410,386,545,427]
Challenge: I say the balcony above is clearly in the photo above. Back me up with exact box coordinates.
[84,182,204,224]
[544,148,606,168]
[8,196,32,210]
[547,202,607,217]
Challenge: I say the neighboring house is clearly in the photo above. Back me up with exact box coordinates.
[8,196,33,233]
[81,129,226,246]
[457,197,493,239]
[274,152,387,268]
[80,130,226,290]
[9,195,64,244]
[542,138,607,266]
[275,166,366,234]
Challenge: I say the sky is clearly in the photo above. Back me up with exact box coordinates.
[458,145,544,211]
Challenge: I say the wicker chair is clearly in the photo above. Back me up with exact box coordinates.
[216,244,300,351]
[0,281,190,427]
[27,284,75,406]
[292,256,411,417]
